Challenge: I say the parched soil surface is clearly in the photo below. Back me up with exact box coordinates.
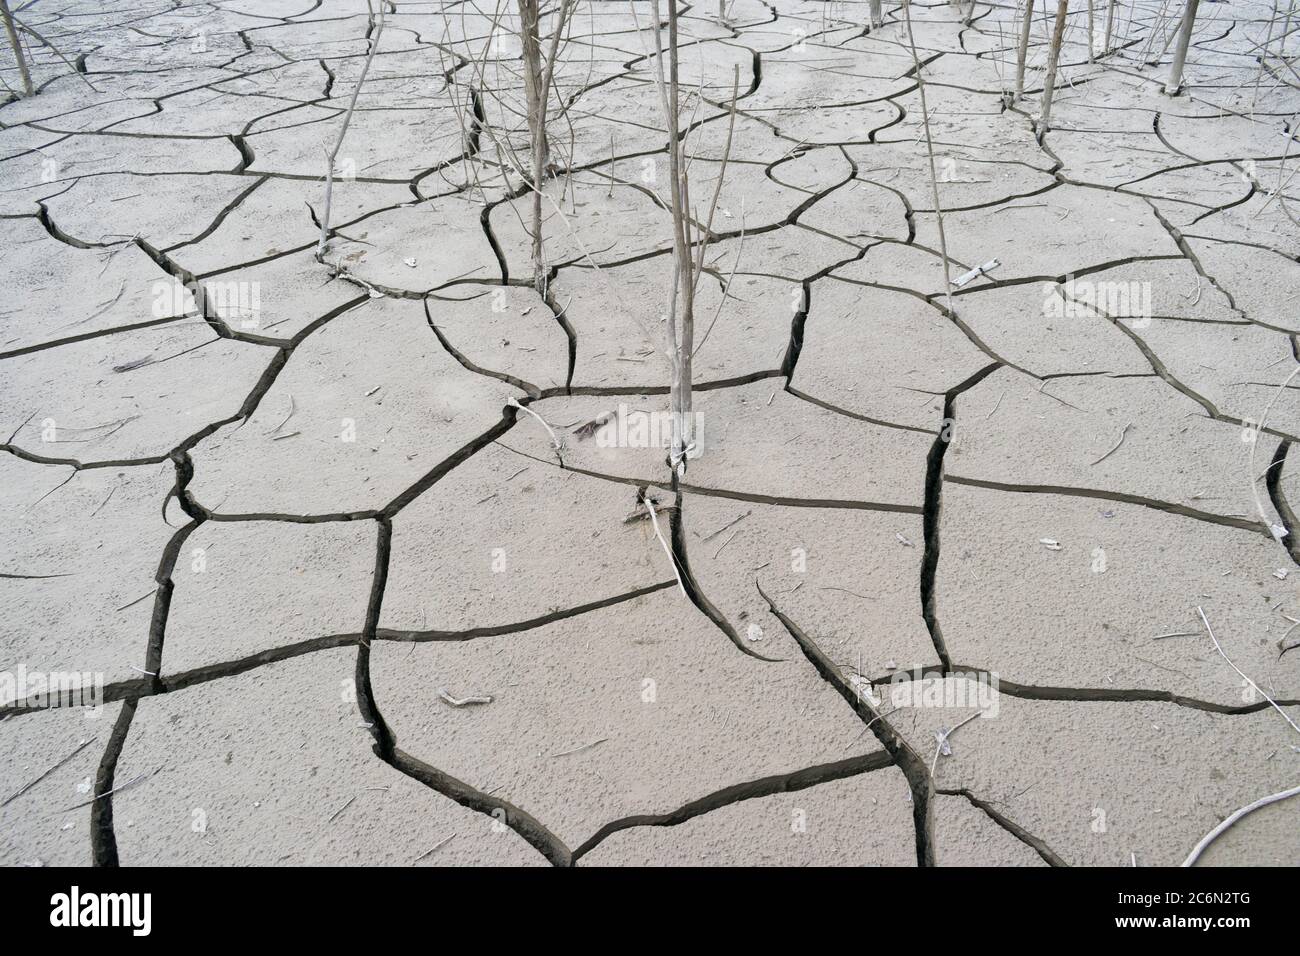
[1,0,1298,867]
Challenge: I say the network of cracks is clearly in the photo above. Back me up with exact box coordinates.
[0,0,1298,866]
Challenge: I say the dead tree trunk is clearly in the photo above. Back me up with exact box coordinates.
[317,2,386,261]
[0,0,32,97]
[514,0,578,296]
[1086,0,1095,61]
[1165,0,1200,94]
[1039,0,1069,132]
[648,0,698,471]
[1015,0,1035,98]
[1103,0,1116,54]
[517,0,550,294]
[870,0,883,28]
[666,0,694,471]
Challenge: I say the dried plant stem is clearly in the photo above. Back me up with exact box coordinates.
[1015,0,1036,97]
[317,2,386,261]
[1090,421,1131,465]
[518,0,548,293]
[1039,0,1069,133]
[550,737,608,758]
[1253,0,1280,109]
[1197,606,1300,736]
[1165,0,1201,93]
[439,688,493,707]
[690,65,740,305]
[20,22,95,91]
[516,0,578,294]
[902,0,955,314]
[1,0,32,97]
[1181,783,1300,866]
[643,494,688,597]
[693,211,746,358]
[1086,0,1095,61]
[507,397,562,453]
[2,737,94,807]
[647,0,700,471]
[413,833,455,861]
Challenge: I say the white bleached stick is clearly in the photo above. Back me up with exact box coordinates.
[1196,606,1300,736]
[1181,783,1300,867]
[643,495,687,598]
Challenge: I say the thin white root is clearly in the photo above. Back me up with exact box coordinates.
[1090,422,1132,466]
[643,495,688,598]
[1197,606,1300,736]
[507,397,563,452]
[1181,783,1300,867]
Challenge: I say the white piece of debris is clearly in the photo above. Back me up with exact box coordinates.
[438,689,493,707]
[848,674,881,707]
[402,257,417,268]
[934,727,953,757]
[1275,569,1290,580]
[1039,538,1062,551]
[951,258,1000,288]
[896,533,914,547]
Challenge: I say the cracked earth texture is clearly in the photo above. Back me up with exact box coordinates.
[1,0,1298,868]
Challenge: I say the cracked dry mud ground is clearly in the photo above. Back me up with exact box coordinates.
[0,0,1298,869]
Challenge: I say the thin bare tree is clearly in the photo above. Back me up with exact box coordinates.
[902,0,955,314]
[1165,0,1200,94]
[1252,0,1280,107]
[1039,0,1068,133]
[646,0,698,472]
[1,3,96,95]
[317,1,387,262]
[516,0,579,295]
[1015,0,1036,97]
[870,0,885,29]
[1086,0,1095,60]
[642,0,742,472]
[1,0,32,97]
